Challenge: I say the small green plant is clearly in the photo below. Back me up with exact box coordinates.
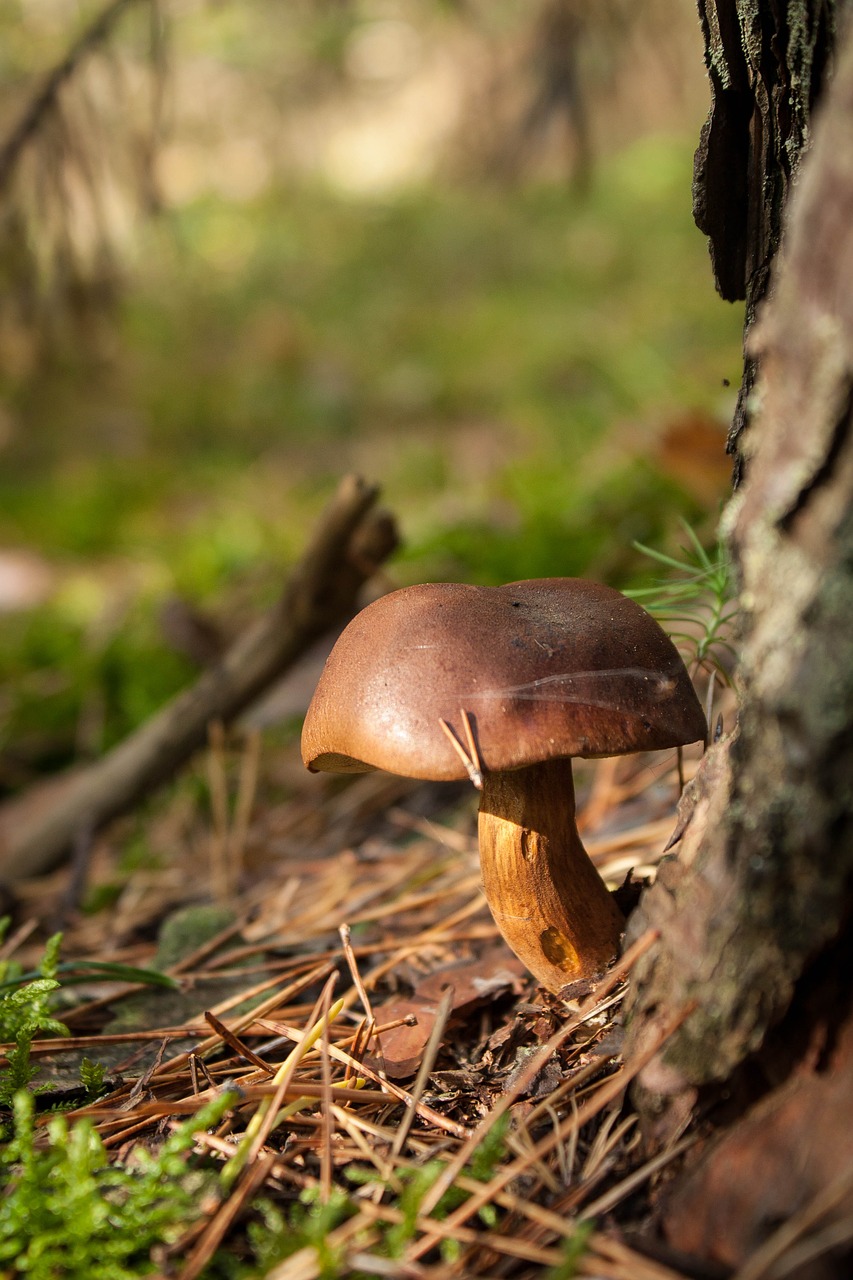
[0,929,69,1105]
[468,1111,509,1182]
[238,1190,350,1277]
[627,521,738,682]
[79,1058,108,1102]
[0,927,177,1106]
[385,1162,449,1259]
[343,1114,512,1270]
[544,1220,596,1279]
[0,1089,236,1280]
[280,1185,354,1278]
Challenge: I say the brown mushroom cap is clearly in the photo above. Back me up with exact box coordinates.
[302,578,707,781]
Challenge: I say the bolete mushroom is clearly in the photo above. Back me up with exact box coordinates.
[301,578,706,992]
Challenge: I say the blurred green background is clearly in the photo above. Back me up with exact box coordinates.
[0,0,741,789]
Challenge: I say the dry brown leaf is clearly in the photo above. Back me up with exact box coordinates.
[369,949,526,1078]
[664,1011,853,1273]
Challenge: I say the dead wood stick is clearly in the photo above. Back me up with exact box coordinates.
[0,475,398,882]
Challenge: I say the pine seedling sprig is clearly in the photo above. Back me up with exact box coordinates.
[627,521,737,684]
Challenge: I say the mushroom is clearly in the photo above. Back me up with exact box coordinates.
[301,578,707,992]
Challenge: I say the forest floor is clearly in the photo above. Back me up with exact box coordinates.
[6,700,713,1279]
[0,117,742,1278]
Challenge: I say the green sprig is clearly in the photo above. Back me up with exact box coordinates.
[627,520,738,681]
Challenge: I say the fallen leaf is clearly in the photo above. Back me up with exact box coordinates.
[369,949,526,1078]
[664,1010,853,1270]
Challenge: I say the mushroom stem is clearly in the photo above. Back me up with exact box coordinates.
[477,759,624,991]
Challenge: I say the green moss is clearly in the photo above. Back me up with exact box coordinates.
[0,1090,234,1279]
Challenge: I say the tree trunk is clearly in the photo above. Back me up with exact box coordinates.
[624,7,853,1273]
[693,0,837,480]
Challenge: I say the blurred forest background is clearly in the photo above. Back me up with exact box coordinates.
[0,0,741,796]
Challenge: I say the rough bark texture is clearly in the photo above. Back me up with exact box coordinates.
[693,0,838,480]
[625,15,853,1134]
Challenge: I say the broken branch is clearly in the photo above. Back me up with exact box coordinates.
[0,475,397,881]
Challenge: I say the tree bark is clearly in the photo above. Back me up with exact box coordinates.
[623,20,853,1257]
[693,0,838,480]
